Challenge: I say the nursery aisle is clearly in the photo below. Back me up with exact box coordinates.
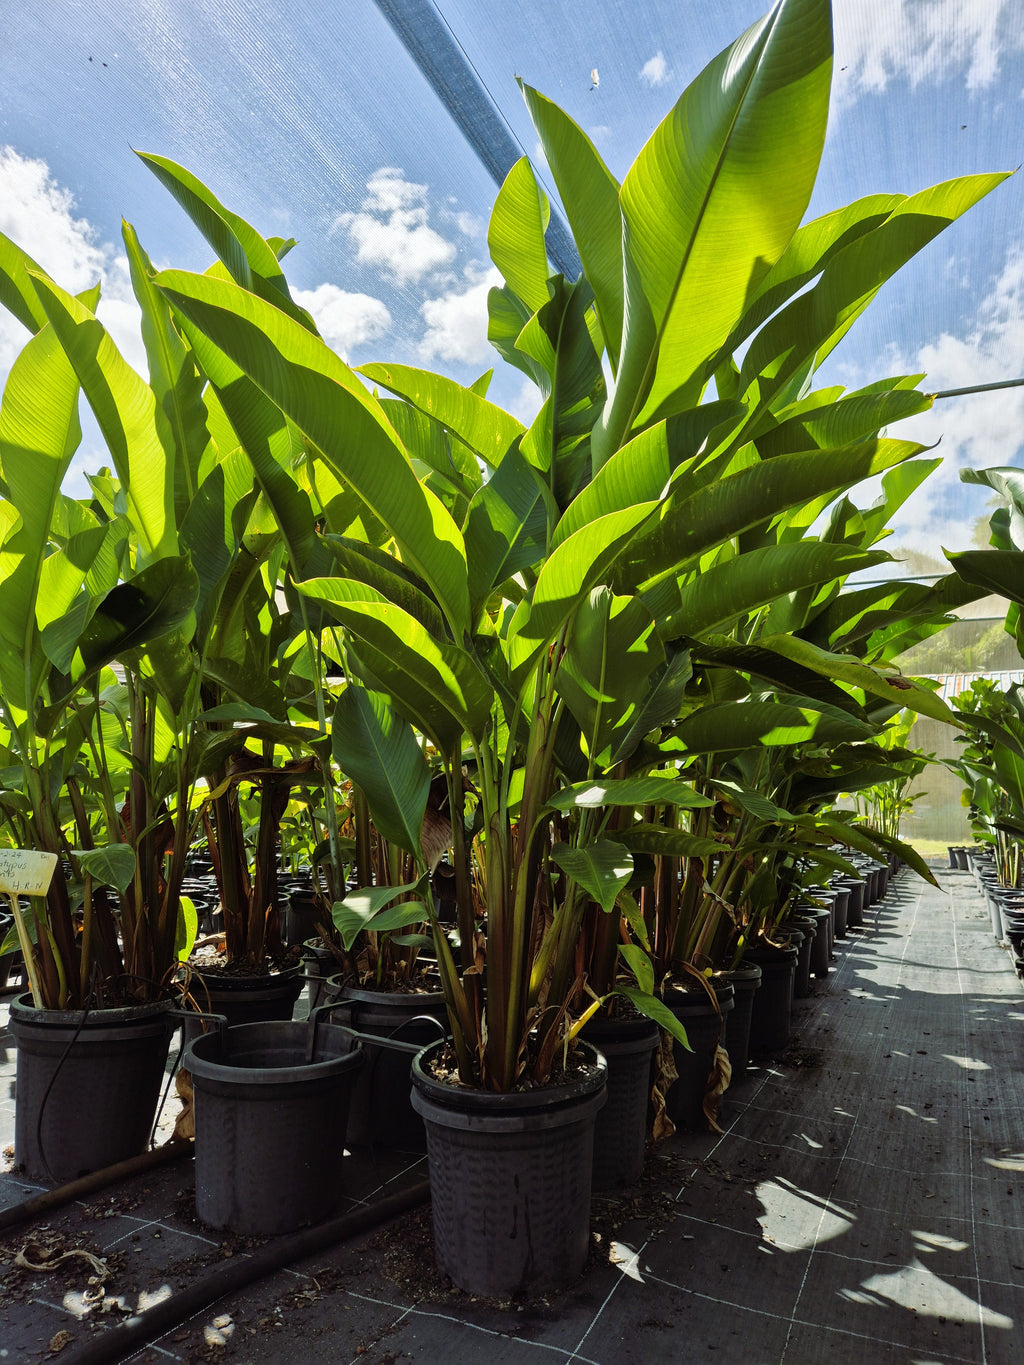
[1,860,1022,1363]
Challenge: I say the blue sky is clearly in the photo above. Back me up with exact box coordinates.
[2,0,1024,569]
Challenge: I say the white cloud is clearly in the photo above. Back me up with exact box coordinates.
[834,0,1024,106]
[293,283,391,360]
[334,167,456,286]
[0,146,144,387]
[640,51,670,88]
[419,265,502,367]
[861,246,1024,558]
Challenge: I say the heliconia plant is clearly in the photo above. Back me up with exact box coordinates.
[0,0,1007,1080]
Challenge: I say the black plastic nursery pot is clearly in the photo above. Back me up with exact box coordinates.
[781,919,813,997]
[743,942,798,1054]
[183,964,304,1043]
[410,1040,607,1297]
[324,978,449,1150]
[581,1011,660,1189]
[718,962,762,1078]
[662,981,734,1131]
[10,995,176,1182]
[184,1016,363,1236]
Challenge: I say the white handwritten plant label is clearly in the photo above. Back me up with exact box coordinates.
[0,849,58,897]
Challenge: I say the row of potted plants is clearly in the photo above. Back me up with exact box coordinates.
[2,0,1022,1296]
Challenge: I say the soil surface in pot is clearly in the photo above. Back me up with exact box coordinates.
[423,1039,603,1094]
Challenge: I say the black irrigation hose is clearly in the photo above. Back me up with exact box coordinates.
[0,1142,195,1236]
[63,1177,432,1365]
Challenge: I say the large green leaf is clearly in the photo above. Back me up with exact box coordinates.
[360,362,524,472]
[673,699,871,753]
[154,269,470,634]
[618,438,925,590]
[137,151,315,329]
[663,542,889,639]
[29,274,178,564]
[519,81,624,363]
[175,312,316,577]
[76,843,136,894]
[547,776,713,812]
[594,0,832,463]
[947,549,1024,608]
[508,503,659,681]
[751,633,957,724]
[554,403,745,547]
[75,557,200,678]
[488,158,551,314]
[296,578,491,744]
[739,175,1009,407]
[463,442,545,612]
[0,231,52,334]
[755,387,934,459]
[332,685,430,861]
[122,223,210,520]
[556,588,663,762]
[550,839,632,915]
[331,879,425,950]
[0,323,82,708]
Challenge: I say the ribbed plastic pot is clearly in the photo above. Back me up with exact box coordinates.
[183,964,303,1043]
[10,995,175,1182]
[581,1012,659,1189]
[781,919,813,997]
[743,944,798,1053]
[185,1018,363,1235]
[410,1040,606,1297]
[954,846,971,871]
[662,983,734,1131]
[301,940,338,1013]
[840,877,866,929]
[323,978,449,1150]
[283,889,322,946]
[718,963,762,1078]
[806,906,833,978]
[830,885,850,939]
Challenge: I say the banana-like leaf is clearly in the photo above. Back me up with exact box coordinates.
[123,223,210,523]
[463,442,545,611]
[324,536,449,640]
[674,699,871,753]
[137,151,316,329]
[618,987,692,1050]
[29,274,178,564]
[947,549,1024,608]
[556,588,663,762]
[331,879,426,950]
[488,158,551,315]
[620,438,924,591]
[332,684,430,861]
[0,231,52,334]
[664,542,890,639]
[615,825,720,859]
[739,174,1009,407]
[550,838,632,915]
[554,403,745,548]
[296,578,492,744]
[519,81,624,363]
[155,270,470,634]
[750,633,956,724]
[547,776,713,812]
[359,362,524,473]
[75,556,200,678]
[595,0,832,463]
[0,323,82,708]
[508,503,659,682]
[755,386,934,459]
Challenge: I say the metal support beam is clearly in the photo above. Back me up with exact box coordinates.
[372,0,582,280]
